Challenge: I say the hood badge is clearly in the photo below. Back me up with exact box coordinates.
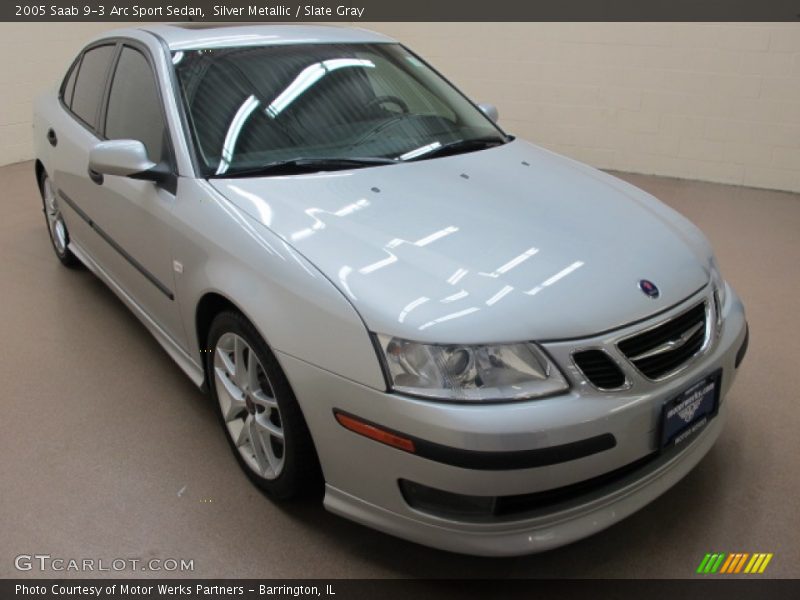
[639,279,660,299]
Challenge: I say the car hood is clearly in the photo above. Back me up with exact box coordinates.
[210,140,711,343]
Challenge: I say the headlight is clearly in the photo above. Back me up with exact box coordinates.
[375,334,569,402]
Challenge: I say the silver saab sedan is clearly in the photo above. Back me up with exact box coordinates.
[33,24,748,556]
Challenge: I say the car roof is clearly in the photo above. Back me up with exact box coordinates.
[128,23,397,51]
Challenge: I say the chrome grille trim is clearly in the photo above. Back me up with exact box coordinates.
[541,284,720,393]
[617,299,713,381]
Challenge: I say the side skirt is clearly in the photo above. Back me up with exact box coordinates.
[69,240,205,388]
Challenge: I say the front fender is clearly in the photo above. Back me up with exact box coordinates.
[171,178,386,391]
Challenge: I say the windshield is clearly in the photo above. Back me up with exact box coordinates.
[171,43,507,177]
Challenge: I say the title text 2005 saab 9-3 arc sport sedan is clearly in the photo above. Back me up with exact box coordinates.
[33,24,749,556]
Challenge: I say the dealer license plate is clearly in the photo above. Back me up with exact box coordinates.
[660,370,721,448]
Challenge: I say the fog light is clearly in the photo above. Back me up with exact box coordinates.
[399,479,496,520]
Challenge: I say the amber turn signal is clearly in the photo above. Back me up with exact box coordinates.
[334,411,416,453]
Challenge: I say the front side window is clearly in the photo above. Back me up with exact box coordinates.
[70,44,115,128]
[105,46,168,163]
[172,43,506,177]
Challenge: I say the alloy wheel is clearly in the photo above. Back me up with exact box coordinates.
[42,176,68,255]
[213,332,285,479]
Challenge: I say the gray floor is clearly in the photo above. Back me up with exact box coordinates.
[1,160,798,578]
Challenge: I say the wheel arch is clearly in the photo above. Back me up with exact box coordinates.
[194,290,284,384]
[195,291,243,356]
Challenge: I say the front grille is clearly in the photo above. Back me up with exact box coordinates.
[573,350,626,389]
[618,301,708,380]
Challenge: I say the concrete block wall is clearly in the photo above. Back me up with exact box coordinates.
[0,23,127,166]
[365,23,800,192]
[1,22,799,192]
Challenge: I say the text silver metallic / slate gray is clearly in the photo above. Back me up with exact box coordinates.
[32,23,748,555]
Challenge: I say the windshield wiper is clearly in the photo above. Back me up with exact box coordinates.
[216,156,399,178]
[401,137,506,162]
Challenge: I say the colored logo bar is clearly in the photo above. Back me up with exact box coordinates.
[696,552,773,574]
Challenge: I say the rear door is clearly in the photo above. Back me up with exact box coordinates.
[48,42,117,264]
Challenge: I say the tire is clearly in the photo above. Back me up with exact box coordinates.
[38,170,81,268]
[206,310,323,499]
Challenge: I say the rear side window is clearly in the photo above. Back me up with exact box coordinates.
[70,44,115,128]
[104,46,168,163]
[60,59,79,108]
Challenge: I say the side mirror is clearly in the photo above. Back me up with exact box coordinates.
[478,103,499,123]
[88,140,166,183]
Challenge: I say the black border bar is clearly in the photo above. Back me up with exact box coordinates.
[3,0,800,21]
[3,579,800,599]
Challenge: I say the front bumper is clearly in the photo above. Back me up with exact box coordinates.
[278,285,747,556]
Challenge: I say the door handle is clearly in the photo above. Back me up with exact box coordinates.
[46,128,58,147]
[88,167,104,185]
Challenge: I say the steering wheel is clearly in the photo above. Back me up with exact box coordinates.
[364,94,410,115]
